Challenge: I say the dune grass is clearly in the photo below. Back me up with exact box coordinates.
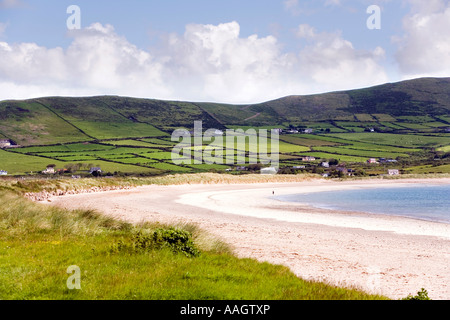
[0,189,388,300]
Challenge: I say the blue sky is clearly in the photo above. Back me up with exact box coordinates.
[1,0,449,103]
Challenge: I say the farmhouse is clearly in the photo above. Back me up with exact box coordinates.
[89,167,102,174]
[0,170,7,176]
[321,162,330,168]
[261,167,278,175]
[367,158,377,164]
[42,165,56,174]
[304,128,313,134]
[388,169,400,176]
[0,139,11,148]
[302,156,316,162]
[273,128,283,134]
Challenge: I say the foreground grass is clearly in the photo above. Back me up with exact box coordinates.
[0,190,387,300]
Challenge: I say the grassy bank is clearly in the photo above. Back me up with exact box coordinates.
[1,173,321,197]
[0,189,387,300]
[3,172,449,197]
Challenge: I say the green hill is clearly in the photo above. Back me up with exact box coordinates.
[0,77,449,176]
[201,77,450,126]
[1,77,450,145]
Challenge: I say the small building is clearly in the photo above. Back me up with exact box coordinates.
[261,167,278,175]
[321,162,330,168]
[292,165,306,169]
[89,167,102,174]
[0,139,11,148]
[213,129,224,136]
[42,165,56,174]
[0,170,7,176]
[367,158,377,164]
[273,128,283,134]
[302,156,316,162]
[388,169,400,176]
[304,128,313,134]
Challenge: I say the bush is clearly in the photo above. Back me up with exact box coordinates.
[111,227,200,258]
[402,288,431,300]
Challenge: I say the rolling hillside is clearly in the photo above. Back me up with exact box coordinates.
[0,77,449,176]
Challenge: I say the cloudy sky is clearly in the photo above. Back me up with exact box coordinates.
[0,0,449,103]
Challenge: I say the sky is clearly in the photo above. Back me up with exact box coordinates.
[0,0,449,104]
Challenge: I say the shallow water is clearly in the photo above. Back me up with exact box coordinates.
[274,184,450,224]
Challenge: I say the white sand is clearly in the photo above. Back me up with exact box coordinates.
[48,178,450,300]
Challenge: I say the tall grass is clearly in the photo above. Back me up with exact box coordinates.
[0,190,387,300]
[1,173,320,196]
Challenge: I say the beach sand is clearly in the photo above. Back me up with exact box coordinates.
[48,178,450,300]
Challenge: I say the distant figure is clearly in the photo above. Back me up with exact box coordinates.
[272,191,275,195]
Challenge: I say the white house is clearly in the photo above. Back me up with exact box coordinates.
[42,165,56,174]
[321,162,330,168]
[0,170,7,176]
[90,167,102,174]
[388,169,400,176]
[0,139,11,148]
[261,167,278,175]
[273,128,283,134]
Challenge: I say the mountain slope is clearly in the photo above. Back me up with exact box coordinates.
[224,77,450,125]
[0,77,449,146]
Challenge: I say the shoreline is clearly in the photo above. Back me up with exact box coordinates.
[175,178,450,238]
[48,177,450,300]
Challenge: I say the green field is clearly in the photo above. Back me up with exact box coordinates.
[0,80,449,177]
[1,129,449,176]
[324,133,450,148]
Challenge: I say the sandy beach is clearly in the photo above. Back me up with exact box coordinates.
[48,178,450,300]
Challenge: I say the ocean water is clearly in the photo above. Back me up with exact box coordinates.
[274,184,450,224]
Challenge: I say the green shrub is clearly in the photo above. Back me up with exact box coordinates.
[402,288,431,300]
[111,227,200,258]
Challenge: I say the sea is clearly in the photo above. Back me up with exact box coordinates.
[274,184,450,224]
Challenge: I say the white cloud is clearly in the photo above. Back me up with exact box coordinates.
[294,24,388,93]
[157,21,296,102]
[395,0,450,78]
[0,21,389,103]
[0,23,170,100]
[0,0,25,8]
[324,0,341,6]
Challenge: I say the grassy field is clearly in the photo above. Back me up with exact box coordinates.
[1,94,449,177]
[0,185,388,300]
[1,130,449,176]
